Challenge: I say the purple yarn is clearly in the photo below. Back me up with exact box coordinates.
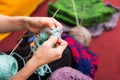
[49,67,92,80]
[88,11,120,37]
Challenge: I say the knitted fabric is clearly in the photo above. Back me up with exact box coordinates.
[48,0,116,27]
[62,33,98,78]
[49,67,92,80]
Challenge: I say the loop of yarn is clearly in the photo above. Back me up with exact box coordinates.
[31,28,63,77]
[35,64,52,76]
[0,53,18,80]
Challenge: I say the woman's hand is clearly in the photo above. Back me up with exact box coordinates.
[25,17,62,33]
[32,35,67,66]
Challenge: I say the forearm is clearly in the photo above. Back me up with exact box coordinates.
[0,15,28,33]
[10,56,44,80]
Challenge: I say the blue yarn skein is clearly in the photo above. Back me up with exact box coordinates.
[31,28,63,77]
[0,53,18,80]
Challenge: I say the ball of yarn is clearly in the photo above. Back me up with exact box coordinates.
[49,67,92,80]
[0,53,18,80]
[69,26,92,47]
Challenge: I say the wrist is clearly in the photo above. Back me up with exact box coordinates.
[19,16,30,30]
[27,55,45,68]
[12,16,30,31]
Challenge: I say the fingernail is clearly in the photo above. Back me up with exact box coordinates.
[61,43,67,46]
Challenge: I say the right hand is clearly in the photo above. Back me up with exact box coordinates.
[32,35,67,66]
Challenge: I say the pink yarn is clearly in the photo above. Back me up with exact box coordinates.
[49,67,92,80]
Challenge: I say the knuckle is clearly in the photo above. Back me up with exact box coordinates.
[48,20,53,26]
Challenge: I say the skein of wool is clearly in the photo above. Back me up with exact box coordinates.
[0,53,18,80]
[69,26,91,47]
[49,67,93,80]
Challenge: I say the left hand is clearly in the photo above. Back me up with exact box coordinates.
[25,17,62,33]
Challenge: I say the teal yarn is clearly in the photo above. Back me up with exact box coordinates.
[13,52,26,66]
[0,53,18,80]
[38,28,62,45]
[51,28,63,37]
[31,28,63,77]
[35,64,52,76]
[39,33,51,45]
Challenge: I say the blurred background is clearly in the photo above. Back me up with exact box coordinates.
[0,0,120,80]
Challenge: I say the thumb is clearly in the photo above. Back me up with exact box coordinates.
[56,38,68,52]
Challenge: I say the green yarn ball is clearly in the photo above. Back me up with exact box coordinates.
[0,53,18,80]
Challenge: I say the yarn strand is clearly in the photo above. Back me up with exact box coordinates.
[9,38,23,56]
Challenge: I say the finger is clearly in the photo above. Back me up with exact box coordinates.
[56,38,68,51]
[38,17,56,29]
[47,19,56,29]
[52,18,63,29]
